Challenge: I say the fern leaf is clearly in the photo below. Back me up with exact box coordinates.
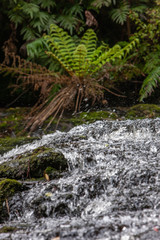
[80,29,97,61]
[21,26,36,40]
[91,42,108,61]
[64,4,83,19]
[38,0,56,8]
[72,44,87,77]
[57,15,78,35]
[110,1,129,25]
[143,52,160,73]
[91,0,112,8]
[45,50,73,75]
[44,24,76,70]
[92,44,121,72]
[139,66,160,101]
[36,11,50,26]
[22,3,39,19]
[27,38,46,58]
[9,13,23,27]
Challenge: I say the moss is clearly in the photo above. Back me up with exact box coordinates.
[126,104,160,119]
[0,179,22,199]
[0,136,38,155]
[44,166,60,179]
[0,146,68,180]
[0,179,22,222]
[0,107,30,137]
[45,166,56,174]
[0,226,17,233]
[71,110,118,125]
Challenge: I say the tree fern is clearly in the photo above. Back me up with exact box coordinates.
[44,24,139,77]
[1,24,139,132]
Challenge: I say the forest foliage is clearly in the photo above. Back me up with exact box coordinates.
[0,0,160,131]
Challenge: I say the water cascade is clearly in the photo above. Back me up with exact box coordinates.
[1,118,160,240]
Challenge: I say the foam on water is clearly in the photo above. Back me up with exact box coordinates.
[1,118,160,239]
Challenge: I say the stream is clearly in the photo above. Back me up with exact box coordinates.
[1,118,160,240]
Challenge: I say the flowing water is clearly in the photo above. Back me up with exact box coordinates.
[1,118,160,240]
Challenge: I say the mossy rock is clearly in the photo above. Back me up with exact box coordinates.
[0,107,30,137]
[71,110,118,125]
[0,146,68,179]
[0,226,17,233]
[126,104,160,119]
[44,166,61,180]
[0,179,22,223]
[0,136,38,155]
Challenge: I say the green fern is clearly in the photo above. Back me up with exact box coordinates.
[139,67,160,101]
[44,24,138,77]
[91,0,113,8]
[110,1,130,25]
[72,44,88,77]
[80,29,97,61]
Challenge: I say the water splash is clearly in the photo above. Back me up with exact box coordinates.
[1,118,160,239]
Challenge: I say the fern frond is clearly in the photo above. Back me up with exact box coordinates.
[121,37,140,56]
[80,29,97,61]
[38,0,56,8]
[91,0,112,8]
[27,38,46,58]
[57,15,78,35]
[63,4,83,19]
[45,50,74,75]
[139,66,160,101]
[92,44,122,73]
[91,42,108,61]
[44,24,76,71]
[20,26,36,40]
[22,3,39,19]
[131,5,148,13]
[36,11,50,26]
[9,13,24,27]
[72,44,87,77]
[143,52,160,73]
[110,1,129,25]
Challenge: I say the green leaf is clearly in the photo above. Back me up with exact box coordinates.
[140,66,160,101]
[57,15,78,35]
[91,0,112,9]
[22,3,39,19]
[9,13,24,27]
[110,1,129,25]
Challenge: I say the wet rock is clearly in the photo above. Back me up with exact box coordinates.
[71,110,118,125]
[126,104,160,119]
[0,226,17,233]
[0,136,38,155]
[0,179,22,222]
[0,146,68,179]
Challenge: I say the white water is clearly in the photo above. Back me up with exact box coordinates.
[1,118,160,240]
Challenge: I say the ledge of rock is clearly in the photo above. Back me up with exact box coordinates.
[0,146,68,180]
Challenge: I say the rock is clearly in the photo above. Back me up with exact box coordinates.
[0,136,38,155]
[0,179,22,222]
[126,104,160,119]
[0,146,68,180]
[71,110,118,125]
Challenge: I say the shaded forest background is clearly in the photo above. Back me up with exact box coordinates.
[0,0,160,116]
